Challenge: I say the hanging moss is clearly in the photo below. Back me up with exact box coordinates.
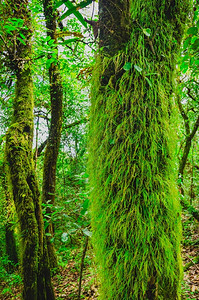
[89,0,192,299]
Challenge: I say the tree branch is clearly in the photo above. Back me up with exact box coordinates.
[184,255,199,272]
[189,115,199,140]
[186,86,197,102]
[63,117,88,130]
[33,118,89,158]
[176,96,190,136]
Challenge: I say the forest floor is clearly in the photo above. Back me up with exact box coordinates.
[0,215,198,300]
[181,213,199,300]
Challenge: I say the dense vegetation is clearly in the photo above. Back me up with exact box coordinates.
[0,0,198,299]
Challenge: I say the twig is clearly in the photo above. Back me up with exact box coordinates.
[184,255,199,272]
[78,236,89,300]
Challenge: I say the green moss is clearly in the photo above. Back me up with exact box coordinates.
[89,1,192,299]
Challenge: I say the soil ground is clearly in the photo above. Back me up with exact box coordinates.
[0,214,198,300]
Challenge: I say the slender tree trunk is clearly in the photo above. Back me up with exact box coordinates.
[89,0,191,299]
[4,0,55,299]
[42,0,63,270]
[176,97,199,220]
[177,100,199,195]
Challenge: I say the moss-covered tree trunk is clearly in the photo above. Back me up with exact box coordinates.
[4,0,55,299]
[89,0,191,299]
[0,162,18,272]
[3,164,18,271]
[42,0,63,270]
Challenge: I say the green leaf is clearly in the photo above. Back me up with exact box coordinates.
[60,0,92,19]
[182,54,189,62]
[54,0,64,9]
[48,39,55,45]
[145,77,152,87]
[17,37,26,45]
[145,73,159,76]
[187,26,198,35]
[191,36,198,44]
[123,62,131,71]
[68,228,77,234]
[180,61,189,73]
[81,198,89,215]
[109,139,115,145]
[191,38,199,51]
[61,232,69,243]
[82,228,92,237]
[19,33,26,39]
[134,65,143,72]
[46,57,57,69]
[143,28,151,37]
[183,37,191,50]
[58,0,90,28]
[59,38,80,45]
[45,233,52,237]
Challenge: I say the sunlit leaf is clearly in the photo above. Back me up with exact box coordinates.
[180,61,189,73]
[143,28,151,37]
[58,38,80,45]
[61,232,69,242]
[134,65,142,72]
[82,228,92,237]
[145,77,152,87]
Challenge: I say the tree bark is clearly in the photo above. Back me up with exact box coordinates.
[42,0,63,270]
[89,0,191,299]
[4,0,55,299]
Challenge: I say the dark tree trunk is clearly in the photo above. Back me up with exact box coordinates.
[42,0,63,270]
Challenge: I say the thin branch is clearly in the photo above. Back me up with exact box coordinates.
[189,115,199,140]
[33,138,48,160]
[63,117,88,130]
[184,255,199,272]
[176,96,190,136]
[33,118,89,158]
[186,86,197,102]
